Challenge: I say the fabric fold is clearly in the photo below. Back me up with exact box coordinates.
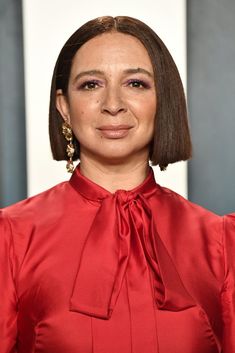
[69,166,196,319]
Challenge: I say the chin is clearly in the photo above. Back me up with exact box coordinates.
[92,148,149,166]
[81,141,150,165]
[98,153,133,165]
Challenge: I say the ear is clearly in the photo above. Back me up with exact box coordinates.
[56,89,71,124]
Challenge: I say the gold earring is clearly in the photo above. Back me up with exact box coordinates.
[62,121,75,173]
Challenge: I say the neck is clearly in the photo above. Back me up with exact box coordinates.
[79,154,150,193]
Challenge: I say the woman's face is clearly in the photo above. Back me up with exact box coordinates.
[56,31,157,165]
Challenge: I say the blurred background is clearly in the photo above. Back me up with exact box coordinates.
[0,0,234,215]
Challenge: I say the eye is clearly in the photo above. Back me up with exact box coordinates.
[127,79,150,89]
[79,80,100,90]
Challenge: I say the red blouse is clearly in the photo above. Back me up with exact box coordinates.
[0,166,235,353]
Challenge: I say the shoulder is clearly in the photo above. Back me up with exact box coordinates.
[153,183,223,241]
[223,213,235,251]
[2,180,71,218]
[0,180,78,273]
[0,180,81,237]
[156,182,221,219]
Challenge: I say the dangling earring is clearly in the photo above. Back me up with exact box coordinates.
[62,121,75,173]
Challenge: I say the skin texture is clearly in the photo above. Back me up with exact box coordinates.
[56,32,157,192]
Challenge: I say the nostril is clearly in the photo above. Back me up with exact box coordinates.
[101,92,127,115]
[102,106,127,116]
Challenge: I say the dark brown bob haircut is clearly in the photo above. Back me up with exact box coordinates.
[49,16,192,170]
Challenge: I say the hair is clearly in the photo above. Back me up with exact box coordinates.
[49,16,192,170]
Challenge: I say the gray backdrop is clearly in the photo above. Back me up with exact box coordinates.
[187,0,235,215]
[0,0,27,207]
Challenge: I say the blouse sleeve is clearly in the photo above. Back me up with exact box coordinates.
[0,210,18,352]
[221,213,235,352]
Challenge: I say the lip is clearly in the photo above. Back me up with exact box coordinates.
[97,125,133,139]
[98,125,133,130]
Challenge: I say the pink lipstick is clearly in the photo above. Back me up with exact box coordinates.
[97,125,133,139]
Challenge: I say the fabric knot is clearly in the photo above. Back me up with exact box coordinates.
[115,190,138,205]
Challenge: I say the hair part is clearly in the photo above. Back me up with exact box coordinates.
[49,16,192,170]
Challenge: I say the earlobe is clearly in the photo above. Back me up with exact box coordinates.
[56,89,71,123]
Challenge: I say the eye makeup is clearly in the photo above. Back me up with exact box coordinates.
[76,78,152,91]
[77,79,103,90]
[125,79,151,89]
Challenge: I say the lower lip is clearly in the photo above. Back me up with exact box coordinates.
[98,128,131,139]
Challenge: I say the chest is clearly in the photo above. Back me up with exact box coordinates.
[16,242,222,353]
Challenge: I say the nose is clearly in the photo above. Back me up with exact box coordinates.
[101,87,127,116]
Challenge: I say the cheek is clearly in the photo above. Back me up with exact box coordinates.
[138,99,156,137]
[70,109,85,126]
[69,96,99,120]
[69,112,90,136]
[130,93,156,117]
[69,101,91,126]
[138,102,156,127]
[147,98,157,125]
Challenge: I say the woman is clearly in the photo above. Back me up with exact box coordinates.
[0,16,234,353]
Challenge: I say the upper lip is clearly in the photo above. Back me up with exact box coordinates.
[97,125,133,130]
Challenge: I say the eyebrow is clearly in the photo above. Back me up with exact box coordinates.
[123,68,153,77]
[72,67,153,84]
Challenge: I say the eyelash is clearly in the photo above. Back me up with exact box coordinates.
[79,80,101,90]
[126,79,150,89]
[78,79,150,90]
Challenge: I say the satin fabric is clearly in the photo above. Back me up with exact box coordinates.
[0,165,235,353]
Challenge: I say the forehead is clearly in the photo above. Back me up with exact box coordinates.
[71,32,153,72]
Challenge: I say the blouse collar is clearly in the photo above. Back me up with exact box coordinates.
[69,164,159,202]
